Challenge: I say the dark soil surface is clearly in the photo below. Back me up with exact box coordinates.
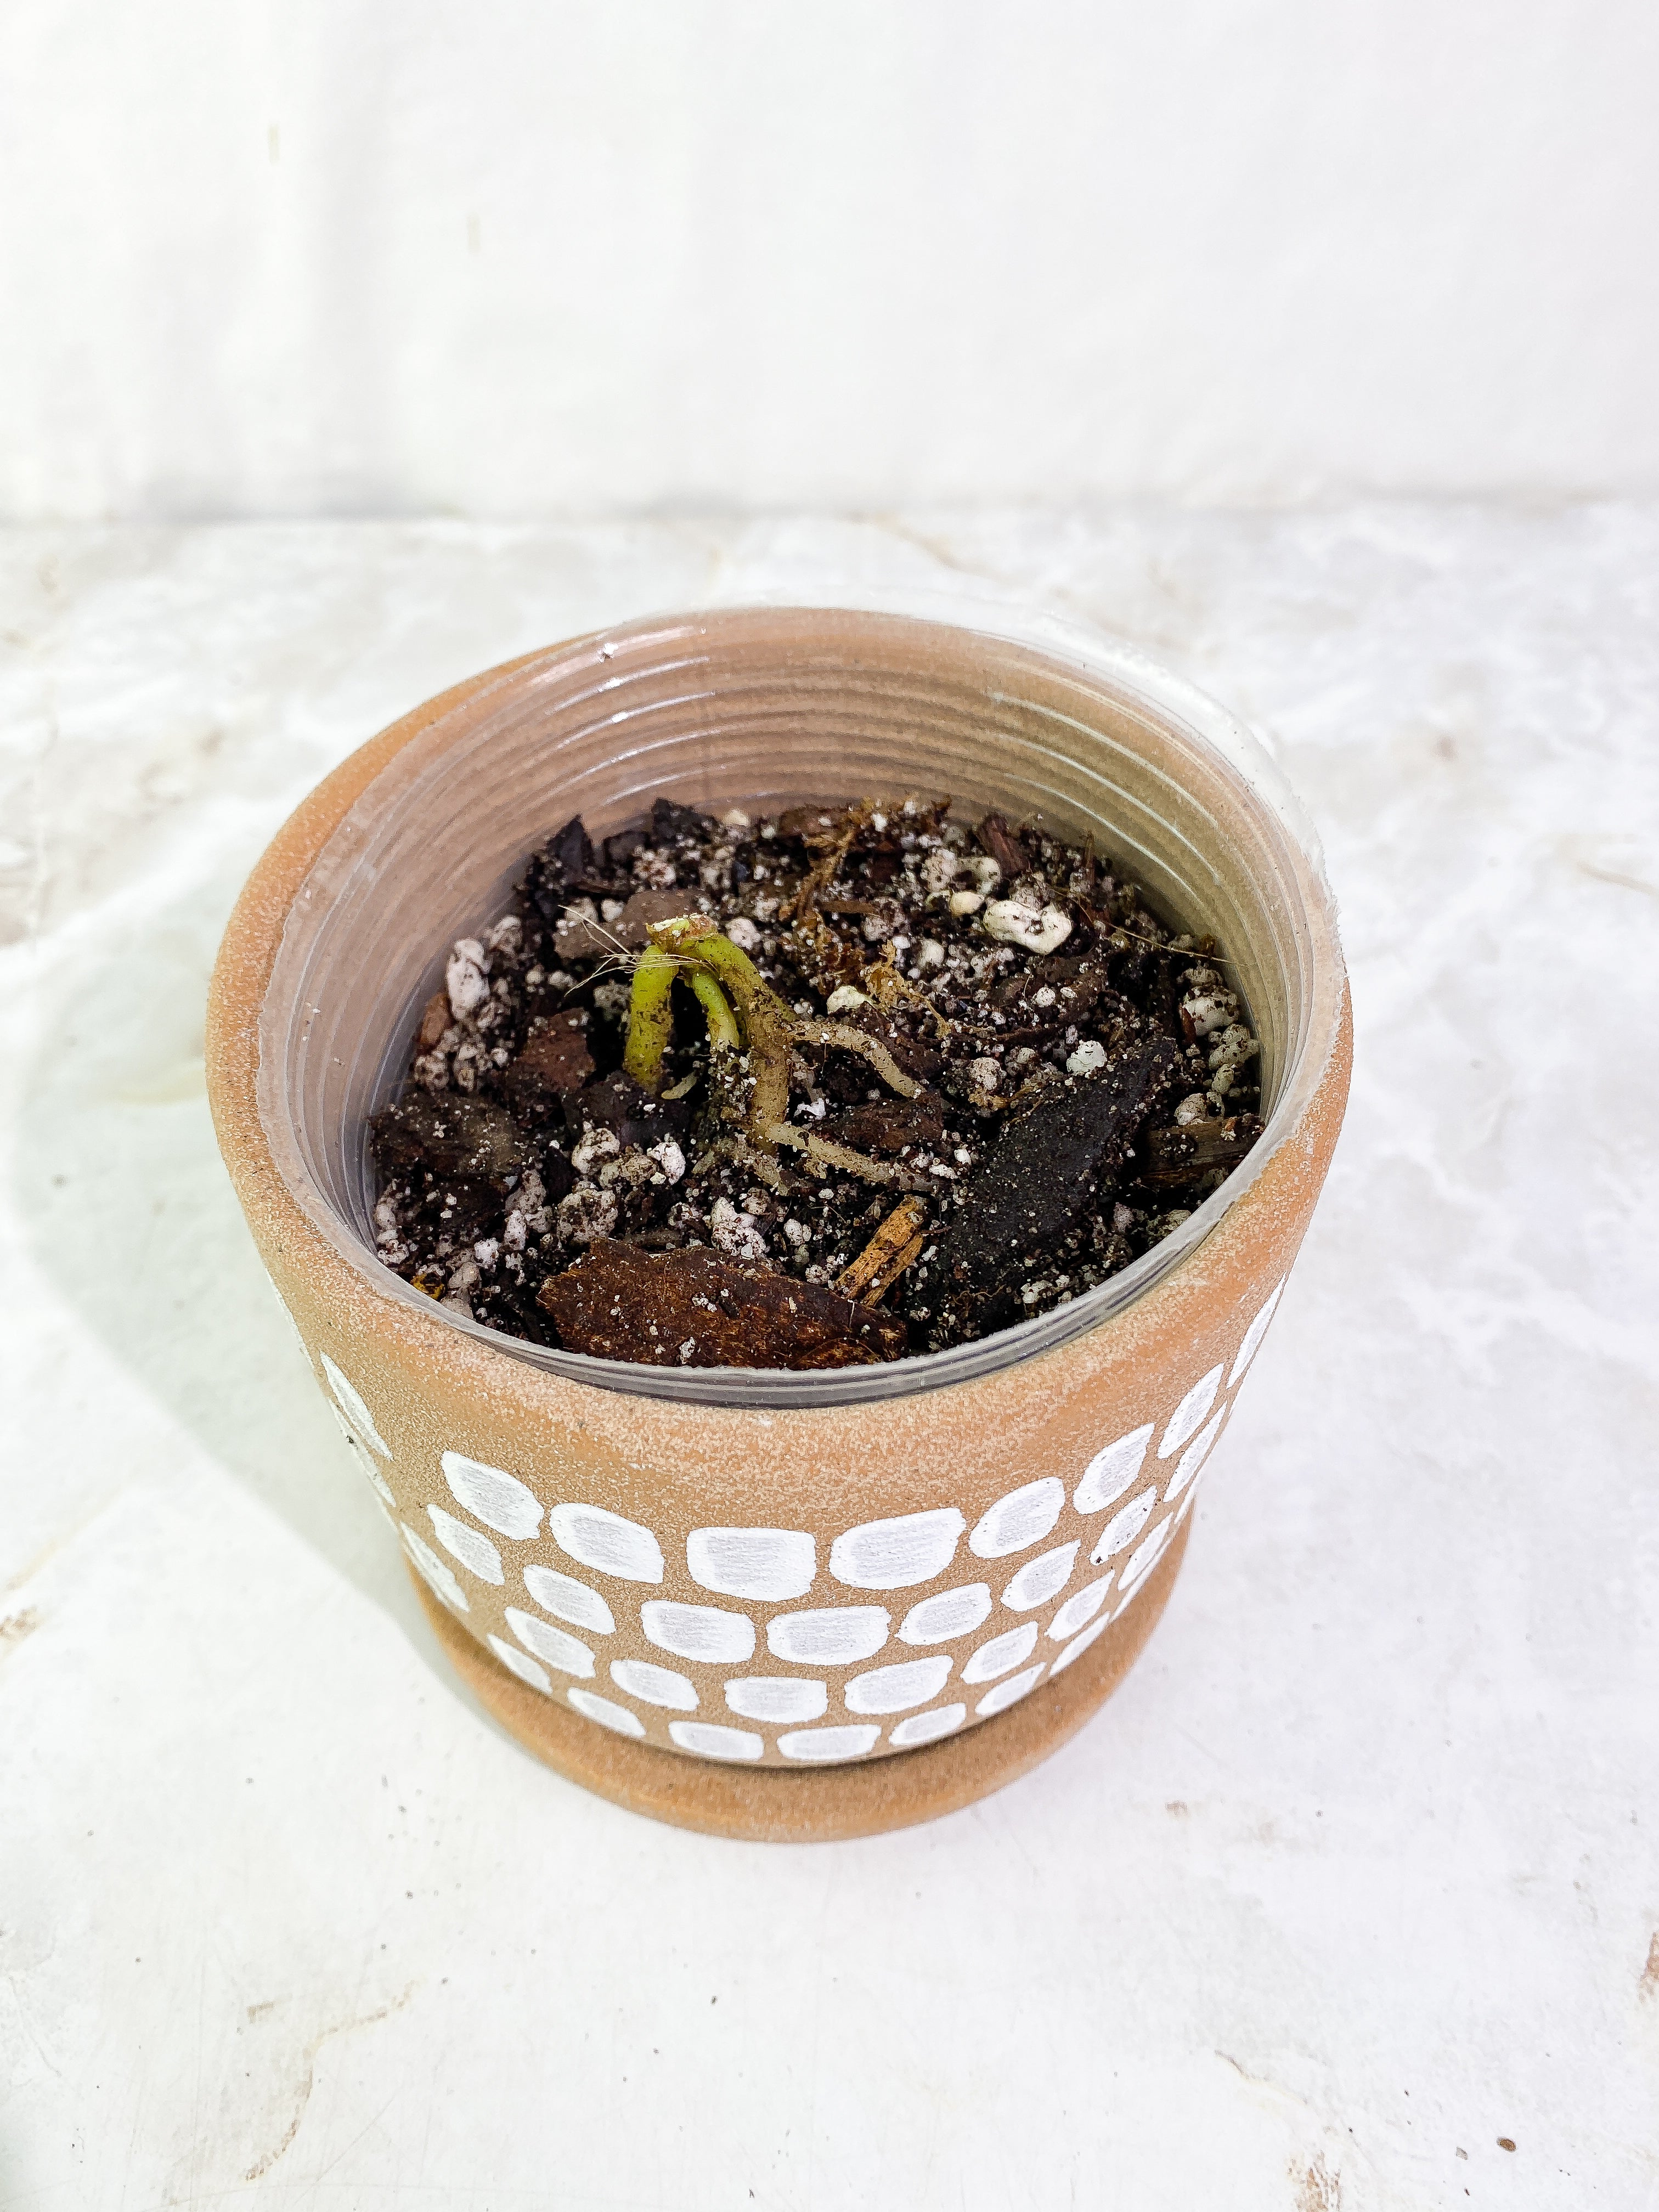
[368,797,1263,1368]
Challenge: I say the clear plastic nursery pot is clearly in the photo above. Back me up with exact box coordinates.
[206,602,1350,1841]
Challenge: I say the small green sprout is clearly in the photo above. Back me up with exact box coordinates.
[620,912,922,1179]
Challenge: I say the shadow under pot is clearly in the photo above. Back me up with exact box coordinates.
[206,602,1350,1841]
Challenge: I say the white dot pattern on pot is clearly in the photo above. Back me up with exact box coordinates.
[1073,1423,1153,1512]
[488,1635,550,1696]
[1049,1613,1111,1678]
[567,1687,645,1737]
[725,1675,828,1724]
[522,1565,614,1636]
[427,1504,504,1586]
[1047,1577,1111,1643]
[1090,1489,1157,1567]
[611,1658,698,1711]
[1229,1277,1285,1385]
[670,1721,763,1761]
[506,1606,595,1679]
[550,1503,664,1583]
[778,1725,882,1763]
[687,1526,816,1601]
[968,1477,1065,1559]
[333,1410,397,1507]
[960,1621,1039,1685]
[1001,1541,1079,1612]
[976,1664,1045,1718]
[1165,1408,1225,1506]
[829,1508,966,1590]
[1159,1364,1224,1459]
[323,1355,390,1457]
[888,1703,967,1749]
[400,1523,468,1612]
[441,1451,543,1539]
[641,1600,756,1665]
[766,1606,890,1664]
[343,1289,1285,1765]
[844,1655,953,1716]
[1120,1514,1177,1596]
[898,1584,992,1645]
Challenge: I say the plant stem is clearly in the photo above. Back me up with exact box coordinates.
[690,969,740,1052]
[627,916,921,1160]
[622,946,680,1091]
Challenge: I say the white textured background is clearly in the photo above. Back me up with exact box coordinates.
[4,6,1658,2204]
[4,0,1658,518]
[2,508,1657,2207]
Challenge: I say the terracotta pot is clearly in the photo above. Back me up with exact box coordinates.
[206,603,1349,1841]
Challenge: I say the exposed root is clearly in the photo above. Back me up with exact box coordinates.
[786,907,866,997]
[628,918,923,1166]
[788,904,956,1041]
[768,1124,930,1190]
[692,1133,803,1195]
[788,1021,919,1098]
[859,944,958,1038]
[782,799,880,921]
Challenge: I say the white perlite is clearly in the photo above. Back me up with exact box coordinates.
[710,1197,768,1261]
[982,899,1073,954]
[647,1136,687,1185]
[921,847,960,897]
[445,937,489,1018]
[571,1125,621,1178]
[556,1184,618,1244]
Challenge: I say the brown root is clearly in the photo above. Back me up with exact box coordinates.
[768,1124,931,1190]
[788,1020,920,1099]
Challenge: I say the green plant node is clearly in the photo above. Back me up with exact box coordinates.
[624,916,917,1164]
[622,945,680,1091]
